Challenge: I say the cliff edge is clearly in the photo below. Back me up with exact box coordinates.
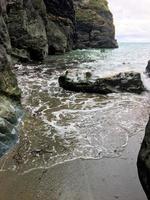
[74,0,118,49]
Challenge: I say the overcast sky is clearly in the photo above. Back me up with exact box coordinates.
[108,0,150,42]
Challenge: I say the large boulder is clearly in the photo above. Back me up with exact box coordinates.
[137,117,150,200]
[73,0,118,49]
[59,72,145,94]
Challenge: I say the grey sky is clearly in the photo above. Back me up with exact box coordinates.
[108,0,150,42]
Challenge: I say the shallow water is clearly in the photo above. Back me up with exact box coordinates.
[8,43,150,171]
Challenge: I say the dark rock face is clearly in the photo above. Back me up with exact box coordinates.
[44,0,76,54]
[0,5,21,98]
[137,117,150,200]
[73,0,118,49]
[59,72,145,94]
[0,3,21,157]
[44,0,75,22]
[6,0,48,61]
[146,60,150,77]
[5,0,76,60]
[4,0,117,61]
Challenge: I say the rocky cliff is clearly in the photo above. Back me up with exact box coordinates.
[137,61,150,199]
[4,0,117,62]
[6,0,48,61]
[73,0,118,49]
[137,117,150,200]
[44,0,76,54]
[6,0,76,61]
[0,1,21,156]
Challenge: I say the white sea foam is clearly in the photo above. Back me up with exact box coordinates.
[11,43,150,171]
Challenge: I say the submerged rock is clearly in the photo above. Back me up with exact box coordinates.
[59,72,145,94]
[73,0,118,49]
[137,117,150,200]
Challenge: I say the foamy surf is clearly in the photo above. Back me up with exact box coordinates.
[6,43,150,172]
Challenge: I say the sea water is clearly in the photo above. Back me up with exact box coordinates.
[6,43,150,171]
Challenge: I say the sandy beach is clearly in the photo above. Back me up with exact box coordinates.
[0,129,147,200]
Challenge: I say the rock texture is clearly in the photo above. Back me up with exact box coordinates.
[0,2,21,98]
[44,0,76,54]
[6,0,48,62]
[146,60,150,77]
[4,0,117,61]
[137,61,150,199]
[59,72,145,94]
[73,0,118,49]
[0,1,21,156]
[137,117,150,200]
[6,0,76,61]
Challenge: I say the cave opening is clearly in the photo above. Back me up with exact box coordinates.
[48,45,56,55]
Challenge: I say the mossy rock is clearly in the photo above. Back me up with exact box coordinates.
[74,0,117,48]
[88,0,109,11]
[76,8,105,23]
[0,68,21,99]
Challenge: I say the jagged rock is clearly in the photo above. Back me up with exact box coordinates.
[0,68,21,99]
[146,60,150,77]
[44,0,76,54]
[137,117,150,200]
[0,8,21,98]
[0,0,118,61]
[6,0,48,61]
[6,0,76,58]
[5,0,117,59]
[73,0,118,49]
[0,116,18,157]
[0,7,21,157]
[44,0,75,22]
[59,72,145,94]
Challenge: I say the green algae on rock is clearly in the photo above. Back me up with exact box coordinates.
[73,0,118,49]
[0,69,21,99]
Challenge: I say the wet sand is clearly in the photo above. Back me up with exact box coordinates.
[0,46,149,199]
[0,131,147,200]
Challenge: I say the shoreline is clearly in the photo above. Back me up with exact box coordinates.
[0,127,147,200]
